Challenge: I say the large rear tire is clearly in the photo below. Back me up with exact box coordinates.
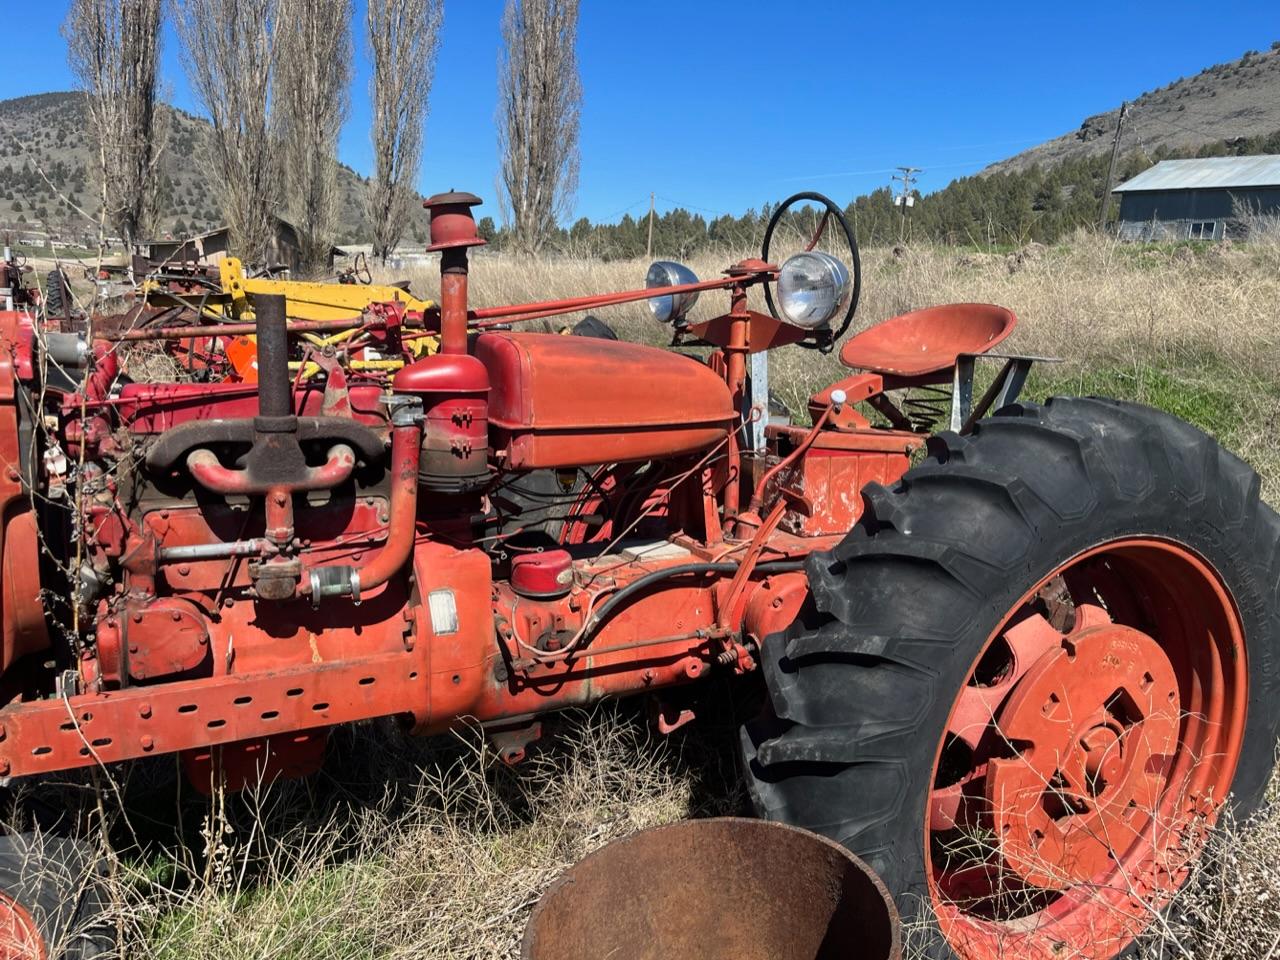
[42,270,69,325]
[742,397,1280,960]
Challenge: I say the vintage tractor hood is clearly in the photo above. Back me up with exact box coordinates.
[475,331,734,469]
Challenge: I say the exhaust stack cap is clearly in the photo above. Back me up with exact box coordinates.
[423,190,487,252]
[523,817,902,960]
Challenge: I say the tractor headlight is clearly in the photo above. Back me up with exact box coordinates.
[776,252,851,330]
[645,261,699,325]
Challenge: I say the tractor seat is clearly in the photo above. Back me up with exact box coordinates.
[840,303,1017,378]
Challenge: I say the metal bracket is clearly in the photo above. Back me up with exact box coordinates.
[951,352,1062,433]
[949,355,976,433]
[748,350,769,453]
[486,718,543,765]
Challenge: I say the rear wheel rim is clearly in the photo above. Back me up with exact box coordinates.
[926,537,1248,959]
[0,891,45,960]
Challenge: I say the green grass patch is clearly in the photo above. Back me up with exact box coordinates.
[1020,349,1280,488]
[143,860,383,959]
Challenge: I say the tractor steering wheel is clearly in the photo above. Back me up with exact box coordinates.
[354,251,373,285]
[761,191,861,352]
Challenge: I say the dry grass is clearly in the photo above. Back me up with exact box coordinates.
[90,701,747,959]
[55,235,1280,957]
[448,230,1280,376]
[1134,795,1280,960]
[431,232,1280,499]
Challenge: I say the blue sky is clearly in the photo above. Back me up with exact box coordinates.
[3,1,1278,225]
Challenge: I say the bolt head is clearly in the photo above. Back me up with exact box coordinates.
[830,389,848,405]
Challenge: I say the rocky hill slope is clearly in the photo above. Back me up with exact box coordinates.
[985,45,1280,175]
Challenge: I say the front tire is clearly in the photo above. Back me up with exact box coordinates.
[742,397,1280,960]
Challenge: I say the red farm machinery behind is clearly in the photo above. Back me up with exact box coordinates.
[0,191,1275,960]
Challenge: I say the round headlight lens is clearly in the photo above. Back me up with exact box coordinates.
[776,252,851,330]
[645,261,700,325]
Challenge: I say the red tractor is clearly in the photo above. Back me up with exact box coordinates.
[0,190,1275,960]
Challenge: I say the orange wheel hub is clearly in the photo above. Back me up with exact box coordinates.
[986,621,1181,891]
[927,539,1248,960]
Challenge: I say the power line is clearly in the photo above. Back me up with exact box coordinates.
[1137,109,1222,140]
[597,197,649,222]
[655,195,733,217]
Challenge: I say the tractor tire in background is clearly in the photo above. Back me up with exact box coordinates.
[0,833,112,958]
[42,269,69,325]
[742,397,1280,960]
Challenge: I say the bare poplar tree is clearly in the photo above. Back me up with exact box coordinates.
[497,0,581,254]
[366,0,443,264]
[176,0,279,266]
[63,0,165,245]
[275,0,352,276]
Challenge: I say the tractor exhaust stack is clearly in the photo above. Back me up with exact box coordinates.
[423,191,486,355]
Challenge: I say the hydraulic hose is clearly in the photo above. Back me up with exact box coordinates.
[584,559,804,640]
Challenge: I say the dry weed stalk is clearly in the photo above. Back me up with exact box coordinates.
[105,709,690,958]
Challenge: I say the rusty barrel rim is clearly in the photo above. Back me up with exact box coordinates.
[522,816,902,960]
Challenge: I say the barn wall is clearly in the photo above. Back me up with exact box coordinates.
[1117,186,1280,240]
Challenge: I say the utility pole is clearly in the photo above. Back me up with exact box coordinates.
[893,166,921,243]
[646,192,655,259]
[1099,101,1130,230]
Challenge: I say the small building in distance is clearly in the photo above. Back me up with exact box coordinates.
[1112,155,1280,241]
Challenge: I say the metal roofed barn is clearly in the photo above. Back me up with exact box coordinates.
[1111,155,1280,241]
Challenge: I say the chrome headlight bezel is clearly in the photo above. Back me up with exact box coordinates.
[645,260,700,325]
[776,252,852,330]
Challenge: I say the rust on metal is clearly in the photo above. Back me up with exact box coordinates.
[522,818,901,960]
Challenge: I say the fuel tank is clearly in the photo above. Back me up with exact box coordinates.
[475,332,734,469]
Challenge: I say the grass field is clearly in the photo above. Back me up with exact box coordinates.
[74,232,1280,958]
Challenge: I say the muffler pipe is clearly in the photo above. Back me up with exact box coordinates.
[253,293,291,418]
[522,818,901,960]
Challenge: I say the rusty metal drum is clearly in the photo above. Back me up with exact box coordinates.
[522,817,901,960]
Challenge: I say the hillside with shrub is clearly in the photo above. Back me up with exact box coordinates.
[0,92,428,245]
